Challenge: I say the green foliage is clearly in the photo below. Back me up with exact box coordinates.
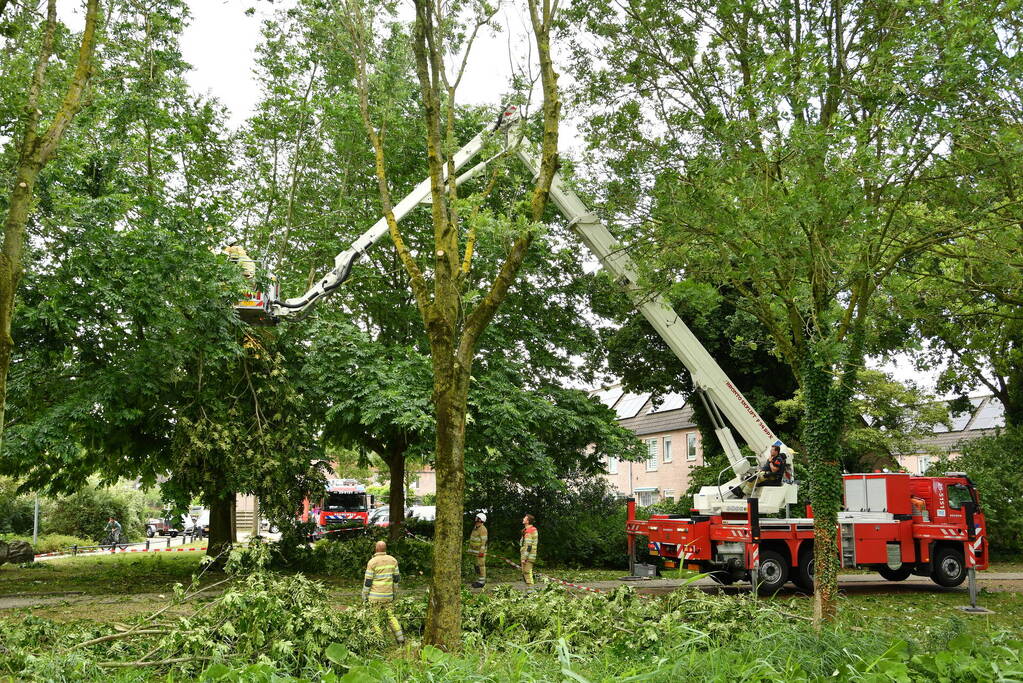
[45,484,149,542]
[934,428,1023,557]
[0,477,35,534]
[0,533,93,554]
[5,568,1023,681]
[468,476,630,569]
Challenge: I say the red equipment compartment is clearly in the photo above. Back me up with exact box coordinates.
[843,473,912,515]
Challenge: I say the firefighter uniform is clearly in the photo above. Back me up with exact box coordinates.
[362,550,404,644]
[520,523,538,586]
[468,522,488,586]
[223,243,256,278]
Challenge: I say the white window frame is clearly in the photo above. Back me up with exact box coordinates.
[663,489,675,502]
[663,437,673,463]
[687,432,698,461]
[608,456,619,475]
[918,455,931,474]
[638,490,657,507]
[645,438,659,471]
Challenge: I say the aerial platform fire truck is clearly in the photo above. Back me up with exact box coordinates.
[627,471,988,592]
[232,104,988,591]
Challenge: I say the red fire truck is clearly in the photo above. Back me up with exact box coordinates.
[627,471,988,592]
[303,479,375,528]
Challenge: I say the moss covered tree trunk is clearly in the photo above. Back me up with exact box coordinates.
[0,0,100,441]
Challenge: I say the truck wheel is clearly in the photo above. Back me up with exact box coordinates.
[792,546,814,592]
[877,564,913,581]
[170,530,178,538]
[931,547,966,587]
[146,527,155,538]
[755,550,789,594]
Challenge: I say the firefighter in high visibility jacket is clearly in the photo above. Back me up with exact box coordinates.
[362,541,404,645]
[468,513,488,588]
[223,240,256,278]
[520,514,538,586]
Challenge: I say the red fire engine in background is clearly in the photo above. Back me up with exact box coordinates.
[627,471,988,592]
[303,479,375,528]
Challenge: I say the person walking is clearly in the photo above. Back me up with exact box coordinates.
[362,540,404,645]
[468,513,488,588]
[520,514,538,587]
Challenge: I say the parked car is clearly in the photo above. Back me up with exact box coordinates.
[146,516,191,538]
[408,505,436,522]
[368,506,390,527]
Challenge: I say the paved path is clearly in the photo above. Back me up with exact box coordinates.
[579,571,1023,596]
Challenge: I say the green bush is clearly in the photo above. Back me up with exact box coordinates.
[44,485,149,542]
[0,477,35,535]
[467,476,629,569]
[934,427,1023,558]
[0,533,94,554]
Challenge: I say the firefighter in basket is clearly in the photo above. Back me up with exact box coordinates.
[732,442,788,498]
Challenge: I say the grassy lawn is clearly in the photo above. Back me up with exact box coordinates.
[0,552,214,596]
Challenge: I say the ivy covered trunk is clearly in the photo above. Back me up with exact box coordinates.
[801,333,862,628]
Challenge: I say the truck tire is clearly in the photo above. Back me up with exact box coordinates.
[146,527,155,538]
[756,550,789,594]
[877,564,913,581]
[792,546,814,592]
[931,547,966,587]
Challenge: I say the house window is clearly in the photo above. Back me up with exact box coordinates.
[638,490,657,506]
[663,437,673,463]
[645,439,658,471]
[687,433,698,461]
[663,489,676,502]
[607,456,619,475]
[918,455,931,474]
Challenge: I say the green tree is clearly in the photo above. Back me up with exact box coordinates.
[337,0,564,646]
[0,0,326,562]
[568,0,1019,625]
[0,0,101,443]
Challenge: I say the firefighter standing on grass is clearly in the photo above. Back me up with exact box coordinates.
[468,513,488,588]
[520,514,538,586]
[362,541,404,645]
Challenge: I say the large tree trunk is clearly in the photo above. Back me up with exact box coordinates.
[207,482,236,567]
[385,445,407,542]
[422,364,470,650]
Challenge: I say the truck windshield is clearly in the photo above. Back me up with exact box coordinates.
[324,492,366,512]
[947,484,975,510]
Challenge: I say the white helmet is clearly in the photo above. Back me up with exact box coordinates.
[475,513,487,523]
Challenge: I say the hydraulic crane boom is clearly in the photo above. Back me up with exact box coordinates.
[252,104,794,514]
[261,106,523,321]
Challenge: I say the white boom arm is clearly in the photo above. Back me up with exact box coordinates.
[266,107,522,321]
[512,147,795,514]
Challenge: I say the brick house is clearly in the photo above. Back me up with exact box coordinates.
[592,386,705,506]
[896,395,1004,474]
